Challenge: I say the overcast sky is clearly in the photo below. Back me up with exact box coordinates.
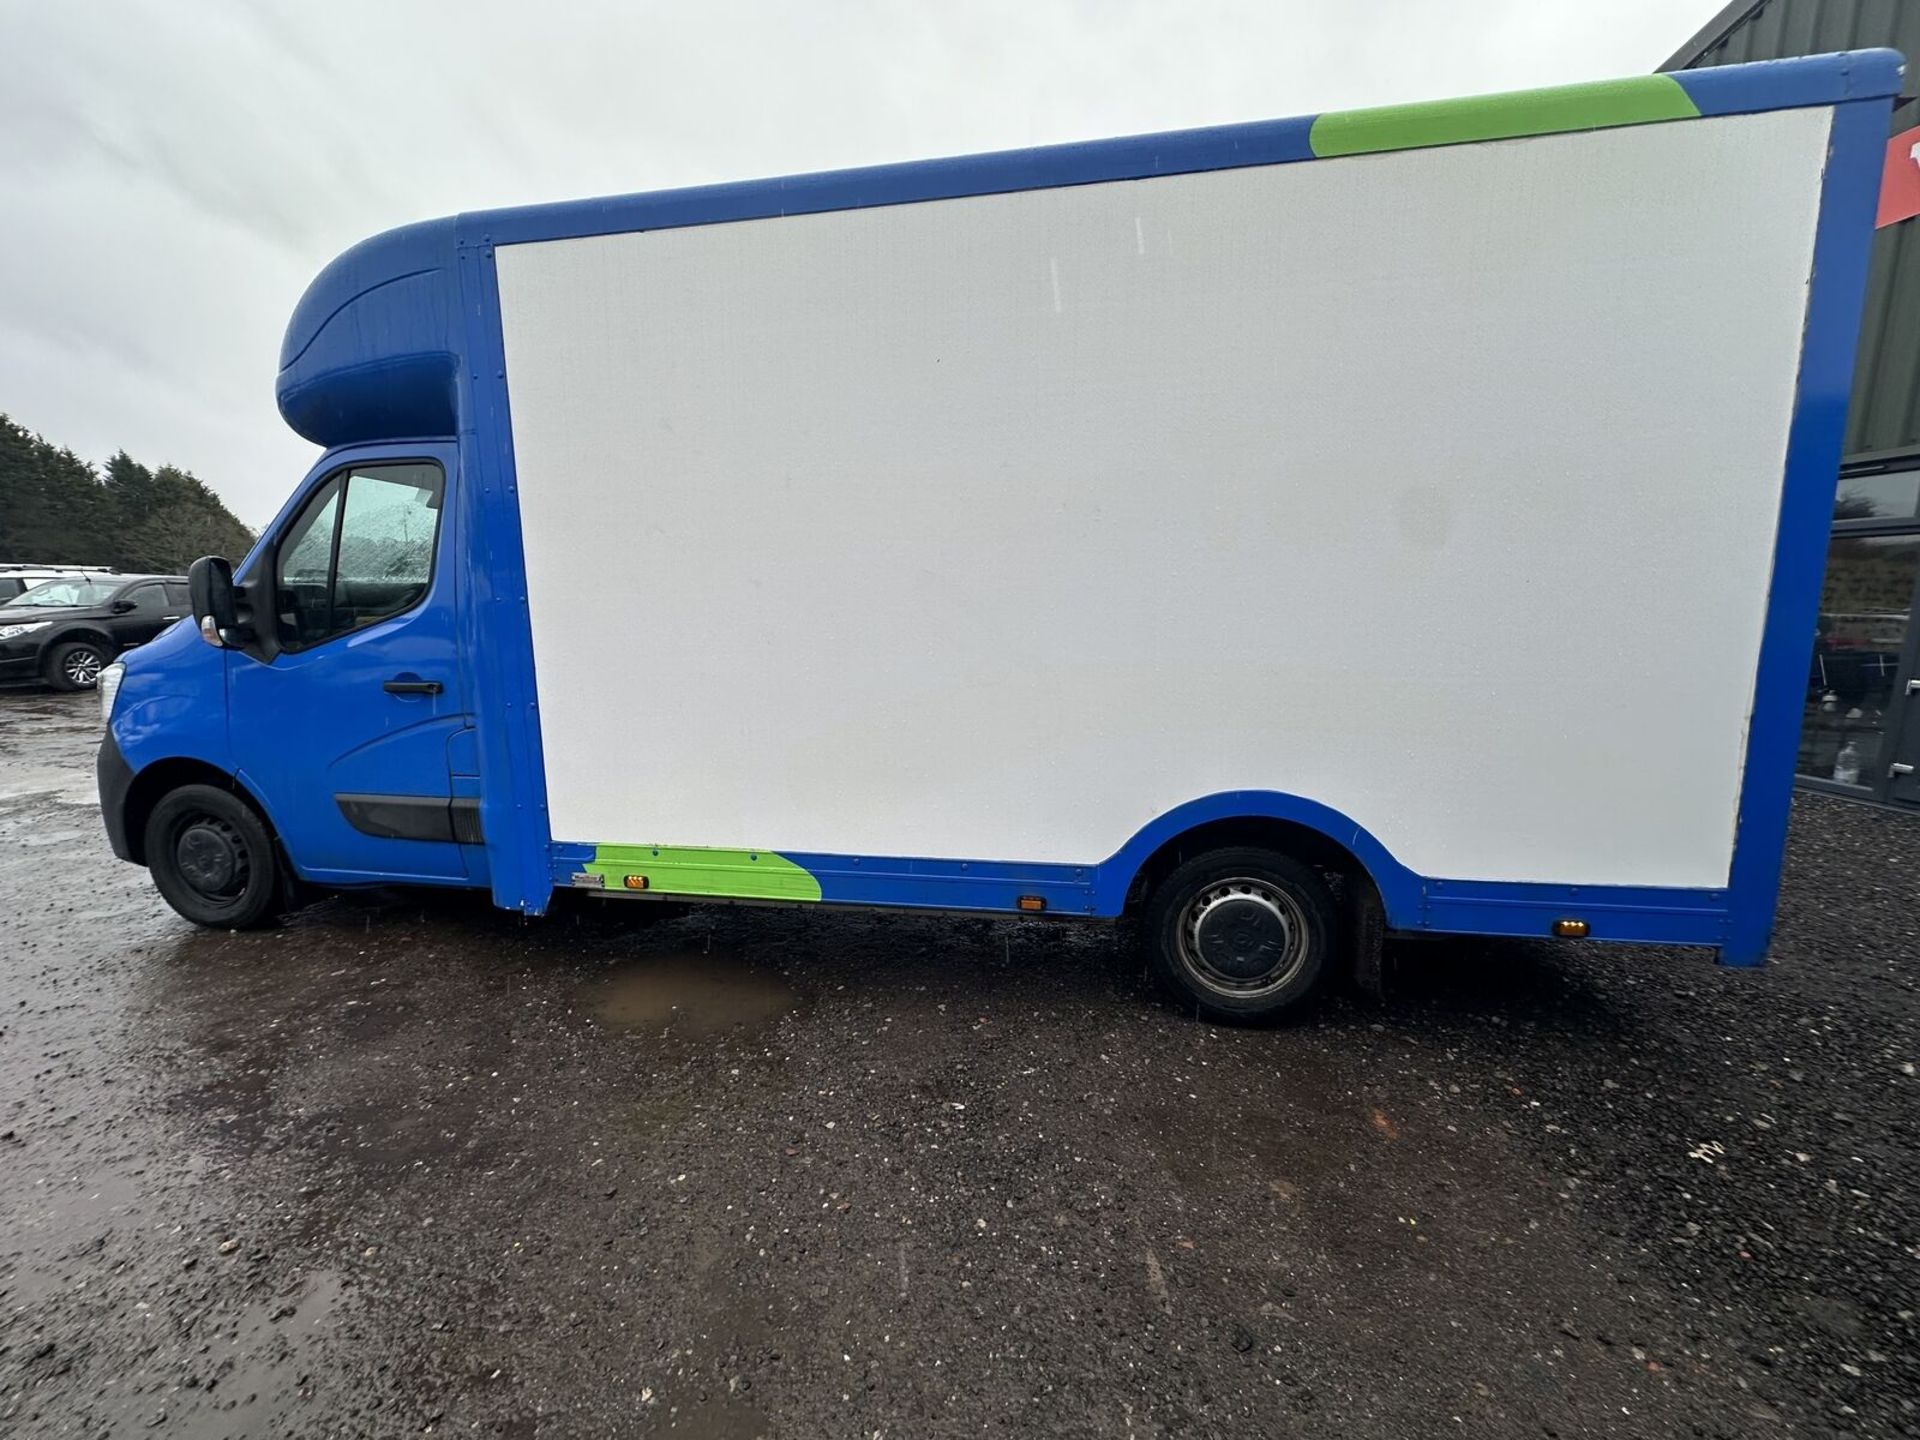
[2,0,1719,528]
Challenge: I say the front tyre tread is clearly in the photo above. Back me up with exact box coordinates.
[144,783,285,929]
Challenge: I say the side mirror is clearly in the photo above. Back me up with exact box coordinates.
[188,556,249,648]
[110,598,136,614]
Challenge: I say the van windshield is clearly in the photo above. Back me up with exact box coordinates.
[4,579,118,608]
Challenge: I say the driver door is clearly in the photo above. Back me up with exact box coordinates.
[227,442,475,884]
[108,580,182,649]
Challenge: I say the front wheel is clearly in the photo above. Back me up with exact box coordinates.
[45,639,108,691]
[1141,847,1337,1024]
[144,784,285,929]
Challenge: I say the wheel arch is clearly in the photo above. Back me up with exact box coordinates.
[1096,792,1422,927]
[46,626,117,659]
[120,757,278,867]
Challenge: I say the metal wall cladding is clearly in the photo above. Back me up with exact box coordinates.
[1666,0,1920,460]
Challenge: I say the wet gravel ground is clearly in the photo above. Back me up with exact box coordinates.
[1,691,1917,1439]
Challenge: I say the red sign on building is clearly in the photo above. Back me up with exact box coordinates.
[1878,124,1920,229]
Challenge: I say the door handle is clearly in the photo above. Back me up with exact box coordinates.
[1891,763,1915,778]
[383,678,443,695]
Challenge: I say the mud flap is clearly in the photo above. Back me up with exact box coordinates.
[1344,875,1388,1003]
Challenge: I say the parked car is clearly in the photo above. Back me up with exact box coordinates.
[0,564,119,602]
[0,574,189,690]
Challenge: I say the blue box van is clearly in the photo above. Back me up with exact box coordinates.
[97,53,1900,1021]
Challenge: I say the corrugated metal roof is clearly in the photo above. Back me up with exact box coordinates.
[1665,0,1920,460]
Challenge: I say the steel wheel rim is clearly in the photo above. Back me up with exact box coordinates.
[64,649,102,685]
[1177,877,1310,999]
[175,815,251,903]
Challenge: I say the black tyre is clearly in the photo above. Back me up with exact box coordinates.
[1141,847,1337,1024]
[45,639,108,691]
[144,784,285,929]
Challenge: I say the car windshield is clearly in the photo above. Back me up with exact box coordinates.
[4,579,117,608]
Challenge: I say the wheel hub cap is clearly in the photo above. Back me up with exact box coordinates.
[1193,894,1291,979]
[177,820,245,896]
[1180,878,1310,997]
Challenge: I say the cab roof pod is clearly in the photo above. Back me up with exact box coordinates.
[275,216,461,447]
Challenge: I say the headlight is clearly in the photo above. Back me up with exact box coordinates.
[99,662,125,724]
[0,620,50,641]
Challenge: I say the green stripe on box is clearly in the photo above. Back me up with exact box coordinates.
[588,845,822,902]
[1309,74,1699,159]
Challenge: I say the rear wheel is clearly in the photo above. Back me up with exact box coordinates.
[45,639,107,691]
[1141,846,1337,1024]
[144,784,285,929]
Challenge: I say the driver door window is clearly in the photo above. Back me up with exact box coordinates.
[274,462,443,650]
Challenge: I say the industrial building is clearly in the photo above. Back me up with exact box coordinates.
[1666,1,1920,804]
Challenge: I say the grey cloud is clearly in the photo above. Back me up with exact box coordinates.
[2,0,1718,528]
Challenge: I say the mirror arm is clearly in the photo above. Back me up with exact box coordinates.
[225,577,261,648]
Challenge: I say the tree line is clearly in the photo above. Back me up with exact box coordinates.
[0,413,255,574]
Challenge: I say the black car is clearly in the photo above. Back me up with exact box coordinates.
[0,574,190,690]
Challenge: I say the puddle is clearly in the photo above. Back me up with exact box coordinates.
[0,767,102,805]
[1133,1043,1371,1202]
[180,1270,348,1435]
[14,824,93,847]
[592,953,799,1041]
[1,1166,151,1308]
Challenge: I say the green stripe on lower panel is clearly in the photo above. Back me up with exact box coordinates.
[1309,74,1699,158]
[587,845,822,902]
